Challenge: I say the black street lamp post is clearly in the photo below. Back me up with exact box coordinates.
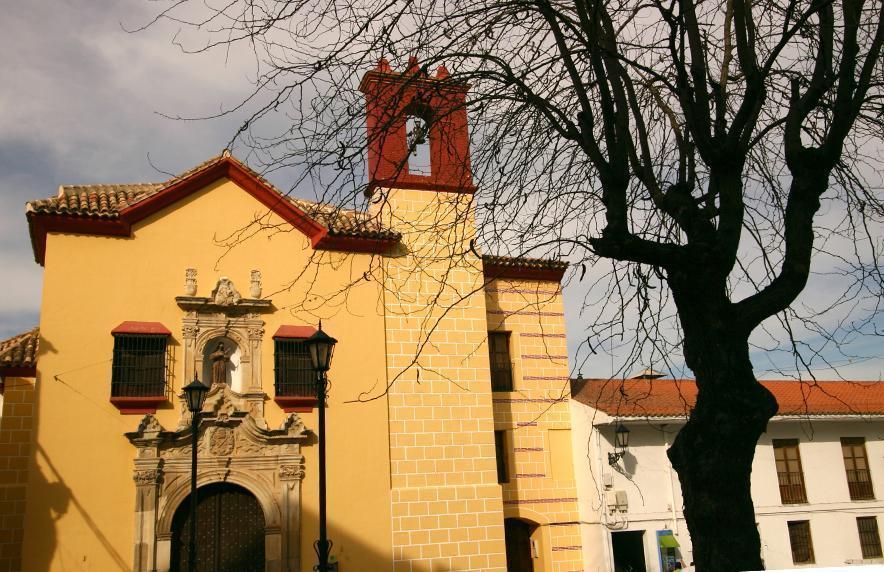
[305,323,337,572]
[182,374,210,572]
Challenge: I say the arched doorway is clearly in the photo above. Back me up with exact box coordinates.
[170,483,265,572]
[505,518,537,572]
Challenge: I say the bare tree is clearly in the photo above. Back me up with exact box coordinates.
[140,0,883,568]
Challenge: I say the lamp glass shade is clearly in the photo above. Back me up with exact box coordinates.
[614,423,630,450]
[183,378,210,412]
[305,327,338,372]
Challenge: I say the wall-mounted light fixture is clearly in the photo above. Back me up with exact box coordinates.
[607,423,630,465]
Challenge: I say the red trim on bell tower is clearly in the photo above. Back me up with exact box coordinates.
[359,57,476,196]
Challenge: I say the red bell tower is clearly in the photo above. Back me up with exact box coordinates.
[359,57,475,196]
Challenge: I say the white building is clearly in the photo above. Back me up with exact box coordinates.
[570,376,884,571]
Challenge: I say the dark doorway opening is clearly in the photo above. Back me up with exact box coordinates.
[504,518,537,572]
[171,482,265,572]
[612,530,647,572]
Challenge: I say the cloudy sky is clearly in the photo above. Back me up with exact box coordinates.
[2,0,881,381]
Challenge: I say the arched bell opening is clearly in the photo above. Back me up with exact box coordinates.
[170,482,265,572]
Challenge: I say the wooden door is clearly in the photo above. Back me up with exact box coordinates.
[171,483,265,572]
[504,518,535,572]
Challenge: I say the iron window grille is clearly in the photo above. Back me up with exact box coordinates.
[111,334,170,397]
[857,517,883,559]
[842,437,875,501]
[488,332,514,392]
[274,339,315,398]
[774,439,808,504]
[787,520,815,564]
[494,430,509,484]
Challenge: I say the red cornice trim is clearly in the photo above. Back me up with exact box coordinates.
[483,263,567,283]
[109,396,168,415]
[274,395,319,413]
[28,213,130,265]
[111,321,172,336]
[367,179,476,195]
[0,366,37,378]
[273,325,317,339]
[313,233,399,254]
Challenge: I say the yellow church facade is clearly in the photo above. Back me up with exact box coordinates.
[0,61,584,572]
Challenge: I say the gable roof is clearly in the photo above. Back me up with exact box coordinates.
[571,377,884,419]
[0,327,39,377]
[26,154,400,264]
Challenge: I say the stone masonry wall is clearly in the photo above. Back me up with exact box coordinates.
[487,280,584,572]
[0,377,36,572]
[378,187,508,572]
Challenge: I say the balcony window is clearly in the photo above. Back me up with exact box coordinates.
[773,439,807,504]
[857,516,883,559]
[842,437,875,500]
[272,325,319,412]
[488,331,513,392]
[788,520,815,564]
[109,321,172,414]
[111,335,169,398]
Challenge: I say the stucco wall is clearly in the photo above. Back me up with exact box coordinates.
[571,403,884,571]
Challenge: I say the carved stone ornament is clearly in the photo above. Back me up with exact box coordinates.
[184,268,197,296]
[209,427,235,456]
[134,469,162,486]
[250,270,262,298]
[125,392,309,572]
[182,325,200,338]
[279,464,304,480]
[211,277,242,306]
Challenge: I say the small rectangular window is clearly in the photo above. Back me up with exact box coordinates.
[842,437,875,501]
[774,439,808,504]
[494,430,509,484]
[274,339,315,397]
[111,334,169,397]
[788,520,815,564]
[858,517,883,559]
[488,332,513,392]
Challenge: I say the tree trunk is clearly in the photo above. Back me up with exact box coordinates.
[667,281,779,571]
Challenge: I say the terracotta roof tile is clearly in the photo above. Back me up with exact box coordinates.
[26,154,399,241]
[571,377,884,418]
[0,327,39,370]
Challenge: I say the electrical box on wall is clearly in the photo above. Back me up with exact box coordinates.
[606,490,629,512]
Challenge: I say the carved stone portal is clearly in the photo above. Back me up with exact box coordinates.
[126,384,308,572]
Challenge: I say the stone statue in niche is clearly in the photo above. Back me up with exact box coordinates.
[211,277,241,306]
[210,342,231,385]
[184,268,197,296]
[250,270,262,298]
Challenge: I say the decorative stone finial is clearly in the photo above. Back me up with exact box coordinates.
[406,56,420,74]
[250,270,262,298]
[376,57,392,73]
[185,268,197,296]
